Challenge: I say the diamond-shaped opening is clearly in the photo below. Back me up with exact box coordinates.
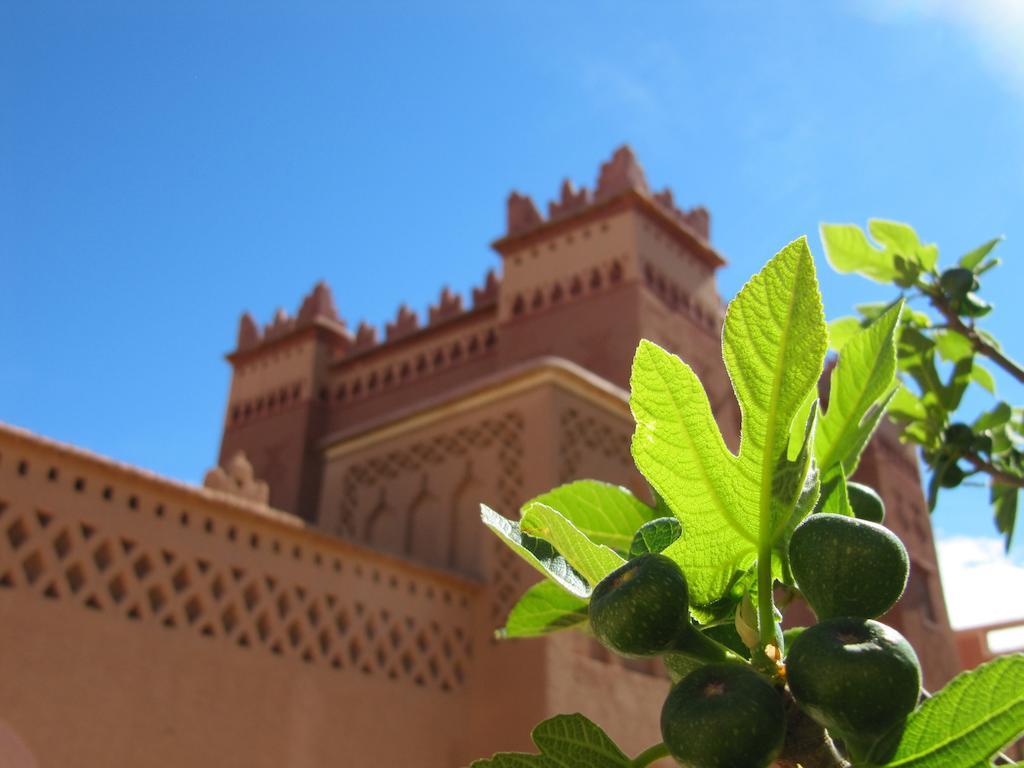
[389,625,403,650]
[92,541,114,573]
[108,574,127,604]
[413,674,426,687]
[237,632,251,648]
[66,563,86,594]
[318,629,332,655]
[375,644,387,667]
[53,529,72,560]
[276,592,290,618]
[221,605,238,634]
[172,566,190,593]
[43,581,59,599]
[184,596,203,624]
[428,656,440,680]
[243,583,260,610]
[348,637,362,664]
[0,571,13,588]
[306,603,321,627]
[127,604,141,620]
[148,585,167,613]
[335,610,350,634]
[364,618,377,641]
[35,511,52,527]
[200,624,215,637]
[442,638,453,659]
[22,552,44,585]
[454,661,465,684]
[256,612,272,642]
[85,594,102,610]
[330,654,343,669]
[400,651,414,674]
[6,519,29,550]
[210,575,226,601]
[133,554,153,580]
[287,621,303,649]
[415,630,430,653]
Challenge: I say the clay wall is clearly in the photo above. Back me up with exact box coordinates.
[634,211,722,319]
[0,423,485,767]
[323,310,499,437]
[497,209,637,324]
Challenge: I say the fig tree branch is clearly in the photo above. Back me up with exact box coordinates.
[926,290,1024,385]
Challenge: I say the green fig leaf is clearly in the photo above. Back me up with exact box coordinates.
[631,238,827,609]
[470,713,632,768]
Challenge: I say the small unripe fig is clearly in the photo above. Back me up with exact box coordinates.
[661,663,785,768]
[589,554,690,657]
[944,422,975,452]
[846,482,885,524]
[786,618,921,762]
[789,513,908,620]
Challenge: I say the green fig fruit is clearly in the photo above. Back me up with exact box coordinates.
[846,482,885,524]
[786,617,921,763]
[789,513,908,620]
[661,663,785,768]
[589,554,690,657]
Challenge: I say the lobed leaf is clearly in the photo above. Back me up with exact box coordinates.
[498,580,589,639]
[816,301,902,476]
[481,504,590,597]
[829,316,864,352]
[821,224,899,283]
[934,330,974,363]
[816,467,854,517]
[628,517,683,558]
[882,654,1024,768]
[971,362,997,395]
[959,236,1003,271]
[632,238,827,608]
[520,503,626,587]
[528,480,656,554]
[470,713,631,768]
[992,484,1019,552]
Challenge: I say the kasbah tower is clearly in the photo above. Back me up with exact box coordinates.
[0,146,961,767]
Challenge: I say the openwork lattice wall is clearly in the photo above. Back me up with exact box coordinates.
[0,430,478,694]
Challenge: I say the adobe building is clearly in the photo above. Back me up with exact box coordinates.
[0,146,960,767]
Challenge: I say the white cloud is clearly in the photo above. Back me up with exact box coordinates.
[857,0,1024,94]
[936,535,1024,629]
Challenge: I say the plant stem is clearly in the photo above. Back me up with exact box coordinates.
[757,544,776,653]
[926,290,1024,385]
[964,451,1024,489]
[632,742,669,767]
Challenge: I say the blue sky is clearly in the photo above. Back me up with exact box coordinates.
[4,2,1024,623]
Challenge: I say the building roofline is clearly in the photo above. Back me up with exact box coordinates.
[330,301,498,370]
[322,356,630,459]
[490,188,727,270]
[225,318,351,365]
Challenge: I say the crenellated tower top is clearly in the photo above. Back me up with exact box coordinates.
[496,144,717,260]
